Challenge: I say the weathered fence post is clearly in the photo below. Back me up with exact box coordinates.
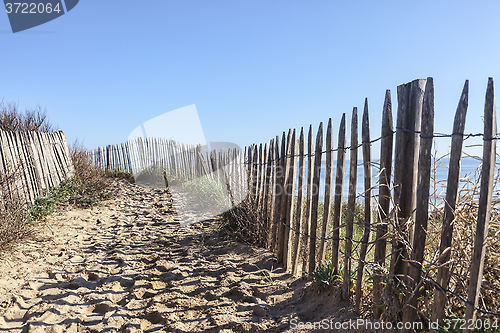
[258,143,266,209]
[465,77,497,328]
[271,135,281,252]
[343,109,357,300]
[373,89,393,319]
[432,80,469,321]
[319,119,334,262]
[283,129,297,271]
[256,143,263,206]
[402,77,434,328]
[302,125,314,271]
[355,99,373,313]
[273,133,286,254]
[391,78,427,285]
[263,140,273,247]
[252,145,258,198]
[308,122,323,272]
[277,130,291,264]
[291,128,305,275]
[332,114,346,275]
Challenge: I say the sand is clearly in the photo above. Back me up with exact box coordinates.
[0,178,360,333]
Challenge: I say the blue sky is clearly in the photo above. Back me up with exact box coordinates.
[1,1,499,158]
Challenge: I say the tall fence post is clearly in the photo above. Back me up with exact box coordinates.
[391,79,427,285]
[355,98,373,313]
[263,140,273,248]
[274,133,286,255]
[402,78,434,327]
[277,130,291,264]
[373,89,393,319]
[343,109,357,300]
[308,122,323,272]
[432,80,469,321]
[271,135,282,252]
[319,119,334,261]
[283,129,297,271]
[465,77,497,327]
[291,128,305,275]
[301,125,314,271]
[332,114,346,275]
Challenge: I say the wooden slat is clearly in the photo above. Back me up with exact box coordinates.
[402,77,434,326]
[291,128,305,275]
[263,140,273,247]
[373,89,393,319]
[432,81,468,321]
[257,144,266,204]
[343,109,357,300]
[355,99,374,313]
[23,132,40,201]
[276,132,288,260]
[465,77,497,326]
[271,135,282,252]
[391,79,427,281]
[302,125,314,271]
[283,129,297,271]
[252,144,258,198]
[319,118,334,261]
[17,132,34,202]
[333,114,347,275]
[8,132,23,200]
[308,122,323,272]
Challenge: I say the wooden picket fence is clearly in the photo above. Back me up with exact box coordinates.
[244,77,498,327]
[0,130,74,204]
[89,138,246,192]
[91,77,498,326]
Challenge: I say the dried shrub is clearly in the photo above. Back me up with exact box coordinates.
[0,100,56,132]
[69,142,111,207]
[217,195,268,247]
[0,172,33,253]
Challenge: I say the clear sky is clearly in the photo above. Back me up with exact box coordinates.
[1,0,499,158]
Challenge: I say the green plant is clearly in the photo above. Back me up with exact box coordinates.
[251,263,275,284]
[30,195,56,221]
[260,269,274,284]
[181,176,230,209]
[307,261,341,287]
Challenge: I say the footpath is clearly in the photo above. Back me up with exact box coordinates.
[0,178,357,333]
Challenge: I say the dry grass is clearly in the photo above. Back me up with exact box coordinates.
[369,152,500,325]
[0,170,33,253]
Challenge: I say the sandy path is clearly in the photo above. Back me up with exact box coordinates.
[0,179,358,333]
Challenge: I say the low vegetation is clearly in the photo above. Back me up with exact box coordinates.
[308,261,341,288]
[0,102,118,253]
[214,152,500,326]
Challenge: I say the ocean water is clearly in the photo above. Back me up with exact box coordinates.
[307,157,486,201]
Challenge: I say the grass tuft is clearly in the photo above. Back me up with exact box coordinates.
[307,261,341,288]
